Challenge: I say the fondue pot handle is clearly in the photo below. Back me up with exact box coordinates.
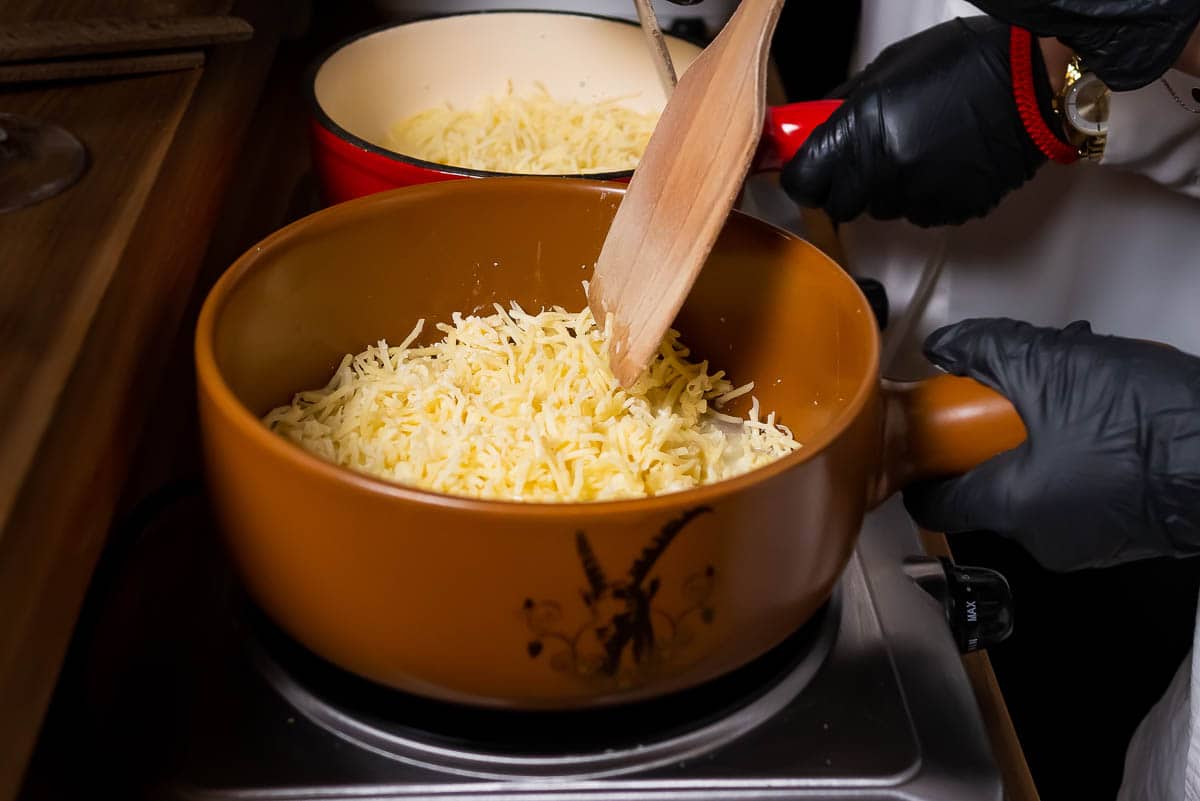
[753,100,843,172]
[876,375,1028,504]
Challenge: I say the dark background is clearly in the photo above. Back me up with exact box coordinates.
[771,1,860,100]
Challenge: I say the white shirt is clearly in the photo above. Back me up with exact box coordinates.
[836,3,1200,798]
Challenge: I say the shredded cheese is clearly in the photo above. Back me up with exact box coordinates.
[263,303,800,503]
[386,82,657,174]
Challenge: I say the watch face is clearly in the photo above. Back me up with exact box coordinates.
[1064,74,1110,135]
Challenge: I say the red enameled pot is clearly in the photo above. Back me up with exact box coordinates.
[307,11,840,204]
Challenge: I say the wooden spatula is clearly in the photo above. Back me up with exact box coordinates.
[589,0,786,387]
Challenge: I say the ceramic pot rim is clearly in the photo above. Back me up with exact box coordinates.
[194,178,881,520]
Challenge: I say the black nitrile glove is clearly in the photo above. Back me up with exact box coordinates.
[782,17,1058,228]
[904,318,1200,573]
[966,0,1200,90]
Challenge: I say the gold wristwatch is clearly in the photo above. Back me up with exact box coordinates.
[1052,56,1110,161]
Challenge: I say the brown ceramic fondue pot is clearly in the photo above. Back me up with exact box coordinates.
[195,178,1026,709]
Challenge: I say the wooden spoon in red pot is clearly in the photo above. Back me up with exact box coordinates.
[591,0,811,387]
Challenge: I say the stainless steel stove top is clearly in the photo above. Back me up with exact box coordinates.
[25,492,1004,801]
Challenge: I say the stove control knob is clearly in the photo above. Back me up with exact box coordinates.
[943,560,1014,653]
[904,556,1014,654]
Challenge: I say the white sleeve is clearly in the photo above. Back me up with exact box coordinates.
[1116,599,1200,801]
[1101,69,1200,199]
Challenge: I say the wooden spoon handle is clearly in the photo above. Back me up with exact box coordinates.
[737,0,787,48]
[632,0,678,94]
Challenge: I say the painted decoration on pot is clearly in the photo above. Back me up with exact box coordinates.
[521,507,716,687]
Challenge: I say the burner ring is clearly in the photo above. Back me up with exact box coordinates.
[244,588,842,780]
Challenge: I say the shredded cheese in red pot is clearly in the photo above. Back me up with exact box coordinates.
[386,82,657,175]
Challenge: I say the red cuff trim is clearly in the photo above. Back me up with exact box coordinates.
[1010,26,1078,165]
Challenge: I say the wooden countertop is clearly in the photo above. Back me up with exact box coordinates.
[0,1,284,798]
[4,13,1037,800]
